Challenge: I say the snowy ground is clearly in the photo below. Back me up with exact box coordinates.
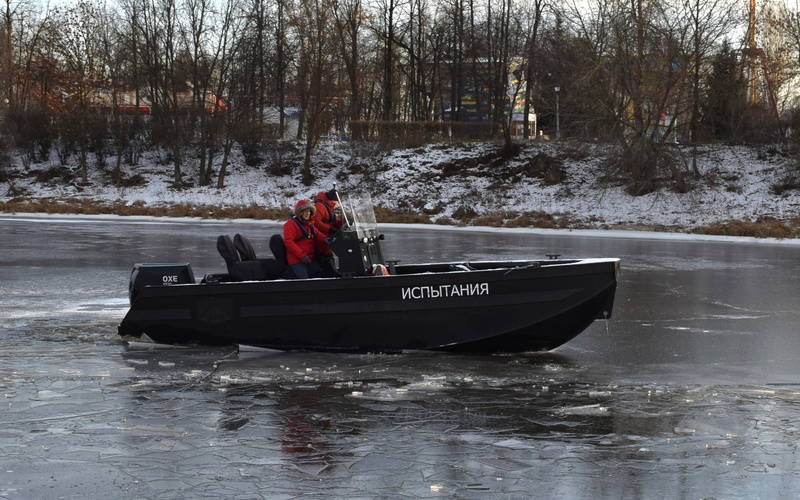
[2,140,799,231]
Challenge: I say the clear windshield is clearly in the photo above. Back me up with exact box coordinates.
[341,191,378,239]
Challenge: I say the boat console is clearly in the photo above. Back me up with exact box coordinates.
[327,191,388,276]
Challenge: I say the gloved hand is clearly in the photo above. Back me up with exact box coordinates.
[302,255,311,265]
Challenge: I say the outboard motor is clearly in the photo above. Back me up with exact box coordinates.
[129,263,195,305]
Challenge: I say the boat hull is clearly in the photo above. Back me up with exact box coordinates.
[118,258,619,353]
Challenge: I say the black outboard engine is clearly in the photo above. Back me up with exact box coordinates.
[129,263,195,305]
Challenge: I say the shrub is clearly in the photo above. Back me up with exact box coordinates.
[117,173,146,187]
[235,121,270,166]
[603,138,690,195]
[691,217,799,238]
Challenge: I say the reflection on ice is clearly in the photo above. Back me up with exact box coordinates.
[4,339,800,498]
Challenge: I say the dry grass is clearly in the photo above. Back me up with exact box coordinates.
[2,198,798,238]
[0,198,289,220]
[373,205,432,224]
[691,217,800,239]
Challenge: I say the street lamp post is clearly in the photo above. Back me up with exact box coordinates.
[554,86,561,140]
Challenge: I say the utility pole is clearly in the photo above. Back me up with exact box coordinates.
[741,0,782,139]
[554,86,560,140]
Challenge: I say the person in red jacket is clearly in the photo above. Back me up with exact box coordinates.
[283,199,334,279]
[312,188,343,238]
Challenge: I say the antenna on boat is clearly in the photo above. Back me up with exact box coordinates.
[333,182,352,228]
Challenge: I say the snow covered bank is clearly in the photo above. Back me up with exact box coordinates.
[2,141,799,233]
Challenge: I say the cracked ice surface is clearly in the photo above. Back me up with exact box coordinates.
[3,217,800,498]
[3,341,800,499]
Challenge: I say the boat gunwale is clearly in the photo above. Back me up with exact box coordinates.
[130,257,620,298]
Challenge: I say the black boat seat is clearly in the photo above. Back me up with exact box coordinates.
[269,234,297,279]
[217,235,241,270]
[234,233,257,261]
[235,233,284,278]
[268,233,336,279]
[269,234,287,265]
[217,235,279,281]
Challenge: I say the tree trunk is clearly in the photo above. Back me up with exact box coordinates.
[217,140,232,189]
[302,137,314,186]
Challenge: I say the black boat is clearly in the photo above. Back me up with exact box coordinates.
[118,192,620,353]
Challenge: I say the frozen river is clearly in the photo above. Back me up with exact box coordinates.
[2,215,800,499]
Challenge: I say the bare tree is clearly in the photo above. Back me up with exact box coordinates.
[4,0,796,179]
[134,0,192,187]
[398,0,431,120]
[682,0,738,171]
[369,0,401,120]
[775,0,800,128]
[332,0,365,123]
[391,0,449,121]
[487,0,518,150]
[556,0,699,193]
[242,0,269,124]
[293,0,339,184]
[520,0,547,139]
[213,0,248,189]
[1,0,14,106]
[93,3,130,183]
[430,0,468,123]
[181,0,234,186]
[0,0,44,108]
[2,0,55,164]
[45,1,108,182]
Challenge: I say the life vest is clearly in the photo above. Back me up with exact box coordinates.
[291,216,317,240]
[314,199,338,226]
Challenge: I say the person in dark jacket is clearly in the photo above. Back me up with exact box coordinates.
[312,188,343,238]
[283,199,333,279]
